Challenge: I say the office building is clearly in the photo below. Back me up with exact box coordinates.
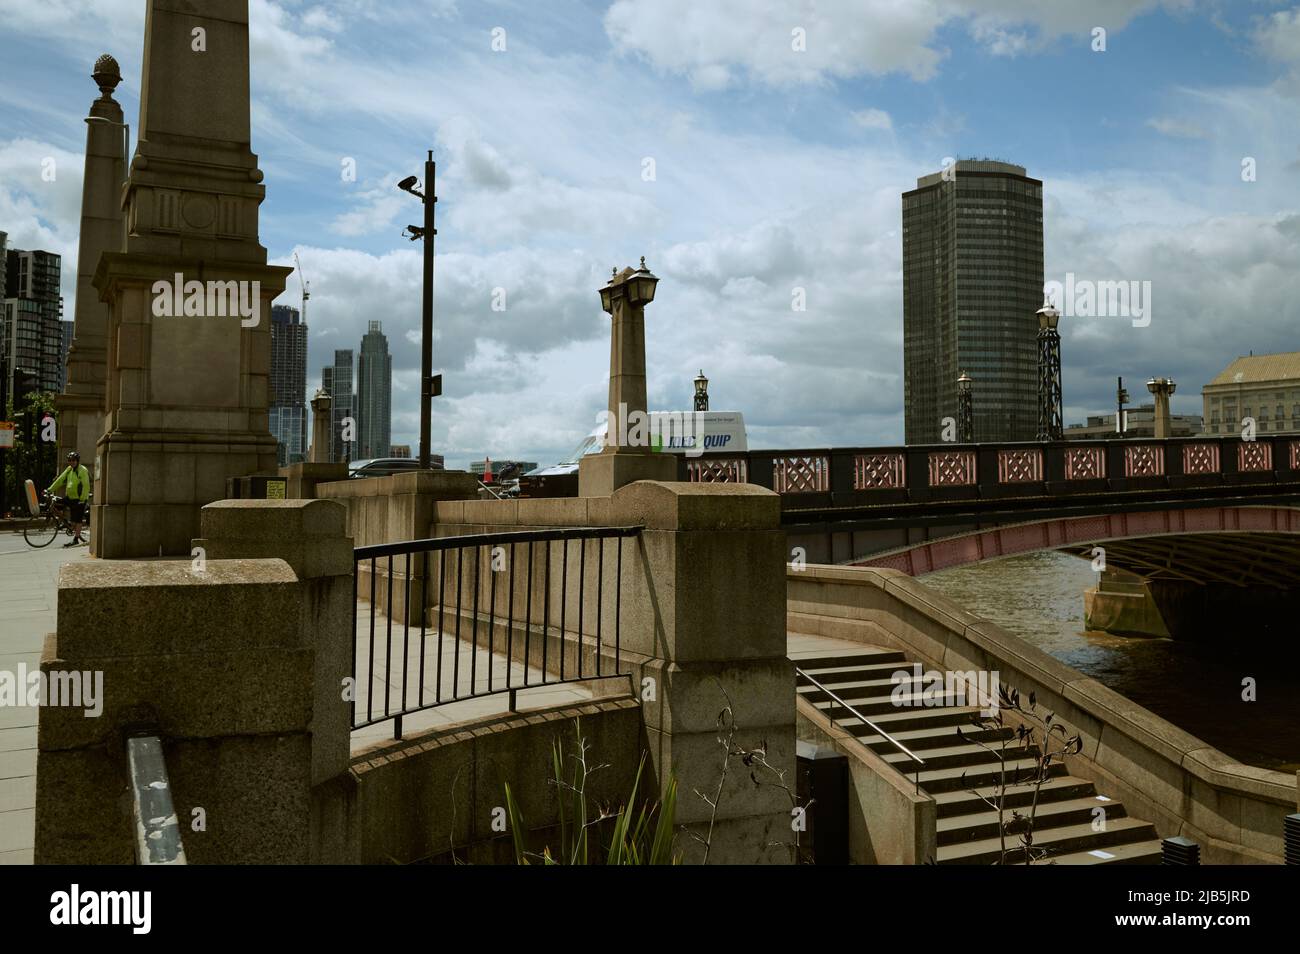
[269,304,308,465]
[1065,404,1201,440]
[321,349,355,463]
[356,320,391,460]
[1201,352,1300,436]
[902,160,1043,443]
[1,242,64,400]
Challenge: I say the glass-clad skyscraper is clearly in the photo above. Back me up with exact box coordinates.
[356,321,392,460]
[269,304,307,465]
[902,160,1043,444]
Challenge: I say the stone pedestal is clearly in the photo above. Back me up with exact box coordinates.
[610,481,795,863]
[310,388,332,463]
[578,448,675,497]
[279,460,348,499]
[34,499,354,864]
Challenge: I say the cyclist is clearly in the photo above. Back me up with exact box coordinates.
[47,450,91,547]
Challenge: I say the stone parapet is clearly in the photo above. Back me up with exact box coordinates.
[36,499,355,864]
[431,480,796,864]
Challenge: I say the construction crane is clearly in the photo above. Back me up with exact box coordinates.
[293,251,310,323]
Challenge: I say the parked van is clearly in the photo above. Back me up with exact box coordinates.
[527,411,748,478]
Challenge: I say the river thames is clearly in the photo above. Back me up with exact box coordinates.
[921,550,1300,773]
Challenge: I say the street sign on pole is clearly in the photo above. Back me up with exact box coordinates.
[0,422,15,449]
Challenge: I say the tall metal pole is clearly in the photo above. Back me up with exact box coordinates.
[1116,376,1128,436]
[1036,299,1063,442]
[957,371,974,443]
[419,150,437,470]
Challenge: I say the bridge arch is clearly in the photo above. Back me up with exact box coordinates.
[850,505,1300,586]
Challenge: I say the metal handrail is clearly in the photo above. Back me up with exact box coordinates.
[355,525,641,559]
[126,734,186,865]
[796,667,926,793]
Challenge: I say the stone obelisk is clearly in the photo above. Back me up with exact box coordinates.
[56,55,126,470]
[91,0,291,557]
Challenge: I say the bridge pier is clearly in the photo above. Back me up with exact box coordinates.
[1144,580,1299,642]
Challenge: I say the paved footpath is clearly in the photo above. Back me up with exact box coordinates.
[0,534,92,864]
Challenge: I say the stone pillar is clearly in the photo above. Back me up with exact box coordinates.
[578,261,676,497]
[35,498,353,864]
[90,0,293,557]
[310,388,332,463]
[56,54,126,475]
[608,481,795,864]
[191,499,353,790]
[1147,377,1176,438]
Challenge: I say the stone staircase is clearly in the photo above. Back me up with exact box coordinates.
[794,641,1163,865]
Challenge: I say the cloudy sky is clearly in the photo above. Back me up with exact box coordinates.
[3,0,1300,467]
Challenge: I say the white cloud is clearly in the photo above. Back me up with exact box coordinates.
[852,108,893,131]
[1145,116,1211,139]
[5,0,1300,470]
[603,0,950,87]
[602,0,1185,89]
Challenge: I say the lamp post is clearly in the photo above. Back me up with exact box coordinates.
[694,369,709,412]
[1147,377,1177,439]
[579,258,675,496]
[957,370,974,443]
[1116,376,1129,436]
[1036,297,1063,441]
[398,152,441,470]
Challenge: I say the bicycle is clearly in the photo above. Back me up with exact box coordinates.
[23,492,91,549]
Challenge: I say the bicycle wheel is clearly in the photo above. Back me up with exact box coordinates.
[24,514,60,548]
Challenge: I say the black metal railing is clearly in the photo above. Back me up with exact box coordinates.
[352,526,641,739]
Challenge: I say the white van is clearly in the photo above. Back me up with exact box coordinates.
[528,411,748,477]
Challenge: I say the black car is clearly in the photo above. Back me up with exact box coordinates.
[347,458,431,479]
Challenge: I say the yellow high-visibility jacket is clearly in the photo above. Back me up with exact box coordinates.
[48,464,91,502]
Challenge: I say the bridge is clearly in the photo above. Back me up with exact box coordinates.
[678,435,1300,639]
[677,436,1300,556]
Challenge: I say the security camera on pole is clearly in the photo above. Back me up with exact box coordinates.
[397,153,442,470]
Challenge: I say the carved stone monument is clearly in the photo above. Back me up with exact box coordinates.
[91,0,292,557]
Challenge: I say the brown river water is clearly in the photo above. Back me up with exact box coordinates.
[919,550,1300,773]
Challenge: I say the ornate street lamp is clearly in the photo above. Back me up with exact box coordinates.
[957,370,974,443]
[694,369,709,412]
[1036,297,1063,441]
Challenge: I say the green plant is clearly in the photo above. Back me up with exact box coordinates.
[503,723,679,865]
[958,684,1084,865]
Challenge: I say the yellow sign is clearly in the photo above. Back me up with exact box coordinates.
[266,479,286,499]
